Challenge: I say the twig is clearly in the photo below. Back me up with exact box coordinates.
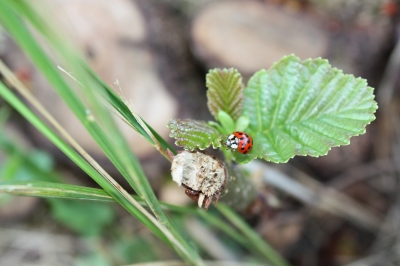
[243,161,383,231]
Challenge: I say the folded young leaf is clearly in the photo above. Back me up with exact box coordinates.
[167,119,222,150]
[206,68,244,121]
[240,55,378,163]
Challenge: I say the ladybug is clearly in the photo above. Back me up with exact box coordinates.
[226,131,253,154]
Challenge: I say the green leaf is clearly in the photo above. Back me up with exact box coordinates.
[235,115,250,132]
[242,55,378,163]
[49,199,114,236]
[206,68,244,121]
[208,121,224,134]
[217,110,235,134]
[168,119,222,150]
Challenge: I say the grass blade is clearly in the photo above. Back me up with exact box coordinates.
[82,67,176,156]
[0,181,115,202]
[0,2,202,263]
[0,180,190,213]
[0,79,168,243]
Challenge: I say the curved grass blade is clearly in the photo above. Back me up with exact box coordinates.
[0,180,188,213]
[81,67,176,156]
[0,179,282,263]
[0,2,202,263]
[0,80,167,243]
[0,181,114,202]
[0,180,256,257]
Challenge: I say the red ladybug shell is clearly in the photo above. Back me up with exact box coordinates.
[226,131,253,154]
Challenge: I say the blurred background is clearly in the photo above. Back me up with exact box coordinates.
[0,0,398,265]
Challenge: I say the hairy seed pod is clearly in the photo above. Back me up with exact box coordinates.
[168,150,227,210]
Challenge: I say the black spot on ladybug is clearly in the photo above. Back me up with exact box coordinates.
[237,132,243,135]
[243,150,248,154]
[240,137,244,140]
[247,139,250,143]
[241,147,245,150]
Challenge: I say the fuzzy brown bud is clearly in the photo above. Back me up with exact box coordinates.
[168,150,227,210]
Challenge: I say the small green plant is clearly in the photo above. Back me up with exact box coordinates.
[0,1,378,266]
[169,56,377,164]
